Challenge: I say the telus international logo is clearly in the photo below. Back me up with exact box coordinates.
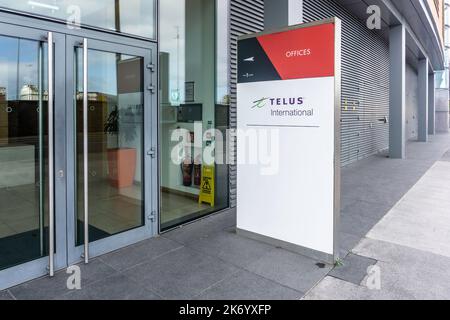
[252,97,269,109]
[252,97,304,109]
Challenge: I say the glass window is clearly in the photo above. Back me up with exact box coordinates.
[159,0,230,230]
[435,69,449,89]
[75,49,145,244]
[0,0,156,38]
[0,36,50,270]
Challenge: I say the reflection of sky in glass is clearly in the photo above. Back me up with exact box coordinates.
[160,0,230,105]
[0,0,155,38]
[0,36,47,100]
[216,0,229,104]
[76,50,142,96]
[76,49,118,96]
[160,0,186,104]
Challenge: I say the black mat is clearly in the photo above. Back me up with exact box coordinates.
[75,220,111,245]
[0,222,109,271]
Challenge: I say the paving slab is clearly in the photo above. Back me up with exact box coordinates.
[245,248,332,293]
[329,253,377,286]
[353,238,450,300]
[303,275,399,300]
[57,274,161,300]
[0,290,13,300]
[162,214,233,246]
[186,229,275,269]
[9,259,117,300]
[196,270,303,300]
[122,246,239,300]
[99,236,183,272]
[367,161,450,258]
[339,231,363,258]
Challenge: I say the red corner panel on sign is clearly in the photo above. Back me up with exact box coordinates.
[256,23,335,80]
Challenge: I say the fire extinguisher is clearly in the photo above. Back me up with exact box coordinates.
[181,160,193,187]
[193,164,202,186]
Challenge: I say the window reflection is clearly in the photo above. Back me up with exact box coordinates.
[159,0,229,230]
[0,0,156,38]
[0,36,49,271]
[75,49,145,244]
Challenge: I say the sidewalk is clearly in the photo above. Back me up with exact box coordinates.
[1,134,450,300]
[305,135,450,300]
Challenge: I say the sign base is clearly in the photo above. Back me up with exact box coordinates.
[236,228,335,265]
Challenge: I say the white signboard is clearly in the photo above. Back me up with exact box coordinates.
[236,19,341,262]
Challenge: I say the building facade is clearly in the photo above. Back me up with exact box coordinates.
[0,0,448,289]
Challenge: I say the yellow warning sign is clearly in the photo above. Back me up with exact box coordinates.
[199,165,215,207]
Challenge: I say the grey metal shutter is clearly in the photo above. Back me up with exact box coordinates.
[303,0,390,165]
[229,0,264,207]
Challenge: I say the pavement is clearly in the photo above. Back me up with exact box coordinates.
[305,134,450,300]
[1,133,450,300]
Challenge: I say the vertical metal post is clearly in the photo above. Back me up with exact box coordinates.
[38,42,44,256]
[83,38,89,264]
[389,24,406,159]
[48,32,55,277]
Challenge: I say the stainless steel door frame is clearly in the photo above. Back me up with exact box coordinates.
[0,23,67,290]
[65,36,157,265]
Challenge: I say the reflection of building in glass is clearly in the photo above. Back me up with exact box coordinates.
[19,85,49,101]
[0,87,6,101]
[0,87,7,145]
[76,91,115,102]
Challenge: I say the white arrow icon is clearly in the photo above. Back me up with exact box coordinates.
[244,57,255,62]
[243,73,254,78]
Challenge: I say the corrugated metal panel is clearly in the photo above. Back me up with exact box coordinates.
[229,0,264,207]
[228,0,390,205]
[303,0,390,165]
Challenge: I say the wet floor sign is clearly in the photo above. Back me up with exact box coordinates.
[199,165,215,207]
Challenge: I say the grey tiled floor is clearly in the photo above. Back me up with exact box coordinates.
[2,134,450,300]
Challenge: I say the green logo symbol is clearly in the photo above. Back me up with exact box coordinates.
[252,97,269,109]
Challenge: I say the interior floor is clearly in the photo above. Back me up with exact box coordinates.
[161,191,210,225]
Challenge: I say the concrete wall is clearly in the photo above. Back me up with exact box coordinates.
[435,88,450,132]
[406,63,419,140]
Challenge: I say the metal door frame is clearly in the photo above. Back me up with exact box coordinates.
[65,35,158,265]
[0,11,158,289]
[0,22,67,290]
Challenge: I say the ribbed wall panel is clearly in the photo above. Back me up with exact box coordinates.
[229,0,264,207]
[303,0,390,165]
[228,0,390,206]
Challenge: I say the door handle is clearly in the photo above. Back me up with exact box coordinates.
[48,32,55,277]
[82,38,89,264]
[378,116,388,124]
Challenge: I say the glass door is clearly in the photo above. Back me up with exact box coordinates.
[0,24,66,290]
[66,37,156,264]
